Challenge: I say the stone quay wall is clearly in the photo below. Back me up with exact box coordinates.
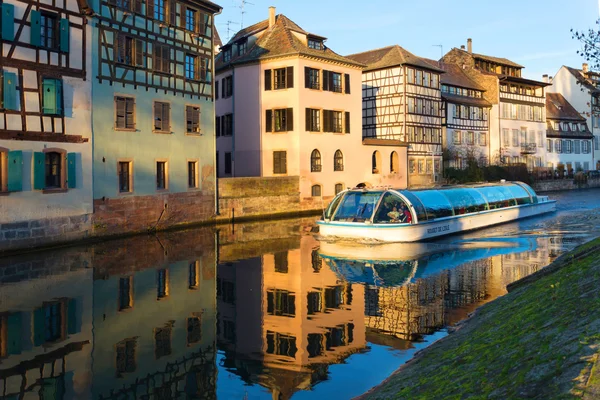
[532,178,600,193]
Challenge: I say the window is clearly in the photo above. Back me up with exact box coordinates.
[116,34,143,66]
[512,129,519,147]
[42,78,63,116]
[372,151,381,174]
[237,38,247,55]
[185,8,197,32]
[306,108,320,132]
[311,184,322,197]
[547,139,553,153]
[334,150,343,171]
[406,67,414,84]
[416,70,423,85]
[221,113,233,136]
[153,102,170,132]
[115,96,135,130]
[266,332,298,358]
[222,47,231,63]
[574,140,581,154]
[308,38,323,50]
[390,151,399,173]
[153,43,170,73]
[311,149,322,172]
[185,54,204,81]
[322,70,342,93]
[156,161,167,190]
[153,0,166,21]
[274,252,288,273]
[40,13,58,49]
[305,67,320,90]
[224,152,232,174]
[335,183,344,195]
[45,152,62,189]
[266,108,293,132]
[186,106,201,134]
[274,68,287,89]
[222,76,233,97]
[154,324,172,359]
[502,129,510,147]
[323,110,342,133]
[273,151,287,174]
[266,290,295,317]
[116,338,137,376]
[118,276,133,311]
[266,67,293,90]
[157,269,168,299]
[187,316,201,345]
[423,72,431,87]
[118,161,132,193]
[479,132,486,146]
[453,131,461,145]
[188,161,197,188]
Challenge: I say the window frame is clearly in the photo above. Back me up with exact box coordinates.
[153,101,171,133]
[115,95,136,131]
[311,184,322,197]
[273,150,287,175]
[334,149,344,172]
[187,159,198,189]
[185,105,201,135]
[155,159,168,191]
[117,159,134,194]
[43,148,66,191]
[40,11,59,50]
[310,149,322,172]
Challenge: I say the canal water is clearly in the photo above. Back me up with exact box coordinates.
[1,189,599,399]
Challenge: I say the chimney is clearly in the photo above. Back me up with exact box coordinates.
[460,45,465,50]
[467,38,472,54]
[542,74,549,83]
[583,63,589,73]
[549,76,553,83]
[268,6,276,28]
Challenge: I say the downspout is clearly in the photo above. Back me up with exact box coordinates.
[212,10,221,216]
[231,67,236,177]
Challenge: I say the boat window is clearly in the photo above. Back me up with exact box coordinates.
[443,188,488,215]
[325,192,345,220]
[332,191,383,222]
[398,191,428,222]
[476,186,512,209]
[374,192,413,224]
[411,190,454,220]
[515,182,538,204]
[505,184,532,205]
[494,186,518,207]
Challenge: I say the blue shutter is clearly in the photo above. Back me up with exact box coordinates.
[67,152,76,188]
[59,19,69,52]
[7,313,22,355]
[3,71,17,110]
[30,10,41,46]
[7,150,22,192]
[42,79,57,115]
[33,152,45,190]
[1,3,15,41]
[33,307,45,347]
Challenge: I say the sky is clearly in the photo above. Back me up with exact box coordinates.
[215,0,600,80]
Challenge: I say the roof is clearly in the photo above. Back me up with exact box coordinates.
[216,14,364,71]
[546,93,586,121]
[441,92,492,107]
[499,75,551,87]
[467,49,523,68]
[546,124,593,139]
[345,45,445,73]
[423,59,485,90]
[564,66,600,94]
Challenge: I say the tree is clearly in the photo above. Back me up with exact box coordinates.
[572,22,600,71]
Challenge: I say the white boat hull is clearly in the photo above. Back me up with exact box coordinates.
[318,200,556,242]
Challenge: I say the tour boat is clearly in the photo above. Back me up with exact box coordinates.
[317,181,556,242]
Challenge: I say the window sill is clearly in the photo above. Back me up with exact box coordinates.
[156,188,169,193]
[188,186,200,191]
[153,130,172,135]
[43,188,68,194]
[186,132,202,136]
[118,191,134,196]
[115,128,137,132]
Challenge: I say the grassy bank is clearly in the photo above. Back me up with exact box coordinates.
[362,238,600,399]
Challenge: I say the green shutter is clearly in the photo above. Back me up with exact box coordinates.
[67,153,76,188]
[7,313,22,355]
[67,298,77,334]
[7,150,22,192]
[59,19,69,52]
[33,307,45,347]
[30,10,41,47]
[42,79,57,115]
[1,3,15,41]
[33,152,45,190]
[56,79,63,115]
[3,71,17,110]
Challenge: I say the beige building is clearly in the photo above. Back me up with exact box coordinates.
[215,7,407,202]
[442,39,550,170]
[346,45,443,187]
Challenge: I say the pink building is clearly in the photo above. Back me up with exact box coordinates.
[215,7,407,201]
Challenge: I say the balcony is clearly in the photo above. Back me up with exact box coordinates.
[520,143,537,154]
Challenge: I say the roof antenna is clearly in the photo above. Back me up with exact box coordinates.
[432,44,443,60]
[222,20,239,42]
[238,0,254,28]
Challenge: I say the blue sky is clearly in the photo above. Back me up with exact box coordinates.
[215,0,599,80]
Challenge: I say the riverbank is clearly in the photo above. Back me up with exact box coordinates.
[361,237,600,399]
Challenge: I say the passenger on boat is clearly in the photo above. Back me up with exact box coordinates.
[401,204,412,223]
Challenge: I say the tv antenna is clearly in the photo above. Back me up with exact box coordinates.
[238,0,254,28]
[222,20,239,41]
[432,44,443,60]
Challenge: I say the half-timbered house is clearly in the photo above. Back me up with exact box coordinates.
[88,0,221,234]
[215,7,407,202]
[442,39,550,171]
[346,45,444,187]
[0,0,93,249]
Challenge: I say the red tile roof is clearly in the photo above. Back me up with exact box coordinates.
[546,92,586,121]
[345,45,445,73]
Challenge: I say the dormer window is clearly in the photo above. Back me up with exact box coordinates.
[580,123,586,132]
[554,121,559,130]
[308,38,323,50]
[222,47,231,63]
[237,39,247,56]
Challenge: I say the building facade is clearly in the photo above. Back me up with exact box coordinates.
[442,39,549,171]
[545,93,594,173]
[215,7,407,202]
[346,45,443,187]
[0,0,93,249]
[89,0,221,235]
[548,64,600,170]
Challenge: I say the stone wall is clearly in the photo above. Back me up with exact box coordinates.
[533,178,600,193]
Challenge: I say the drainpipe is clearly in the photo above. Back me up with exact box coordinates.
[212,25,219,215]
[231,67,236,177]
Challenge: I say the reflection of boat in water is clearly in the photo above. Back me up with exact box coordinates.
[317,182,556,242]
[320,238,538,286]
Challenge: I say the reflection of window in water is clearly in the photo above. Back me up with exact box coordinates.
[187,315,202,345]
[325,323,354,350]
[119,276,133,311]
[274,251,288,273]
[189,261,199,289]
[223,320,236,342]
[267,289,296,317]
[324,285,352,309]
[307,291,323,315]
[266,331,298,358]
[217,278,236,305]
[40,375,66,399]
[116,337,137,375]
[307,333,324,358]
[154,323,173,360]
[365,287,381,317]
[44,302,63,343]
[311,249,322,272]
[157,269,168,299]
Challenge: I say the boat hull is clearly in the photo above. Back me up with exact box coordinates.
[317,200,556,242]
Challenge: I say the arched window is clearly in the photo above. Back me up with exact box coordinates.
[311,184,322,197]
[311,149,322,172]
[334,150,344,171]
[390,151,399,173]
[335,183,344,194]
[372,151,381,174]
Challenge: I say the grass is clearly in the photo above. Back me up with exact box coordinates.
[362,238,600,400]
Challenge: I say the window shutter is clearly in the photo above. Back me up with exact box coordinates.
[162,46,169,72]
[59,19,70,52]
[33,152,45,190]
[345,111,350,134]
[179,5,186,27]
[67,153,76,188]
[116,98,125,128]
[1,3,14,41]
[322,70,329,91]
[305,108,310,131]
[193,107,200,132]
[6,313,22,355]
[3,71,17,110]
[323,110,330,132]
[216,116,221,136]
[147,0,154,18]
[67,298,78,334]
[220,113,225,135]
[126,98,135,128]
[286,108,293,131]
[286,67,294,88]
[200,13,208,35]
[344,74,350,94]
[169,0,176,25]
[281,151,287,174]
[163,103,170,131]
[266,109,272,132]
[30,10,41,46]
[221,78,225,97]
[134,0,142,13]
[304,67,310,89]
[215,80,219,99]
[7,150,22,192]
[42,79,57,115]
[135,39,143,66]
[264,69,272,91]
[33,307,45,347]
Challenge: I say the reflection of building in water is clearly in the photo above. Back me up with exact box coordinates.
[499,240,556,286]
[0,253,93,399]
[90,234,217,400]
[217,235,366,399]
